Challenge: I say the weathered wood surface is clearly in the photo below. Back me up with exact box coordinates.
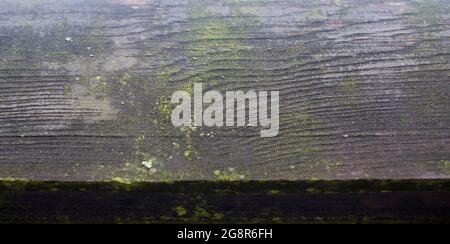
[0,0,449,181]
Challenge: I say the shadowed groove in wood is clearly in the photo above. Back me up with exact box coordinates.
[0,180,449,224]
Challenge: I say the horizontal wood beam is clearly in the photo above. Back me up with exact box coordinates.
[0,0,449,181]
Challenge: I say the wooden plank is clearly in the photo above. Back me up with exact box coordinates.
[0,0,449,181]
[0,180,449,223]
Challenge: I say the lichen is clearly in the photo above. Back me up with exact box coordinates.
[307,7,327,22]
[0,177,29,182]
[158,95,173,121]
[338,78,358,95]
[186,19,252,64]
[336,78,361,106]
[111,177,133,185]
[441,160,450,175]
[63,85,72,96]
[213,168,246,181]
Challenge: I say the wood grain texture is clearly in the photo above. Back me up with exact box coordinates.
[0,0,449,181]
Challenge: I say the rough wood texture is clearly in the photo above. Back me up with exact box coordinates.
[0,0,449,181]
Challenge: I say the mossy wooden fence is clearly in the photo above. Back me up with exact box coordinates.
[0,0,449,223]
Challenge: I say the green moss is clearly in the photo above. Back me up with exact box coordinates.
[335,78,361,106]
[213,168,246,181]
[267,190,281,195]
[76,75,111,98]
[119,73,131,88]
[291,160,345,180]
[158,95,173,121]
[111,177,133,185]
[63,85,72,96]
[295,145,321,160]
[212,213,225,221]
[154,69,199,166]
[187,19,251,61]
[0,177,28,182]
[293,113,318,128]
[183,129,199,162]
[180,83,194,96]
[307,7,327,21]
[306,188,320,193]
[174,206,187,217]
[186,1,254,70]
[155,66,182,84]
[194,207,211,218]
[338,78,358,94]
[441,161,450,175]
[0,179,29,193]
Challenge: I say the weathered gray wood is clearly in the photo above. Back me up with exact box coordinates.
[0,0,449,181]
